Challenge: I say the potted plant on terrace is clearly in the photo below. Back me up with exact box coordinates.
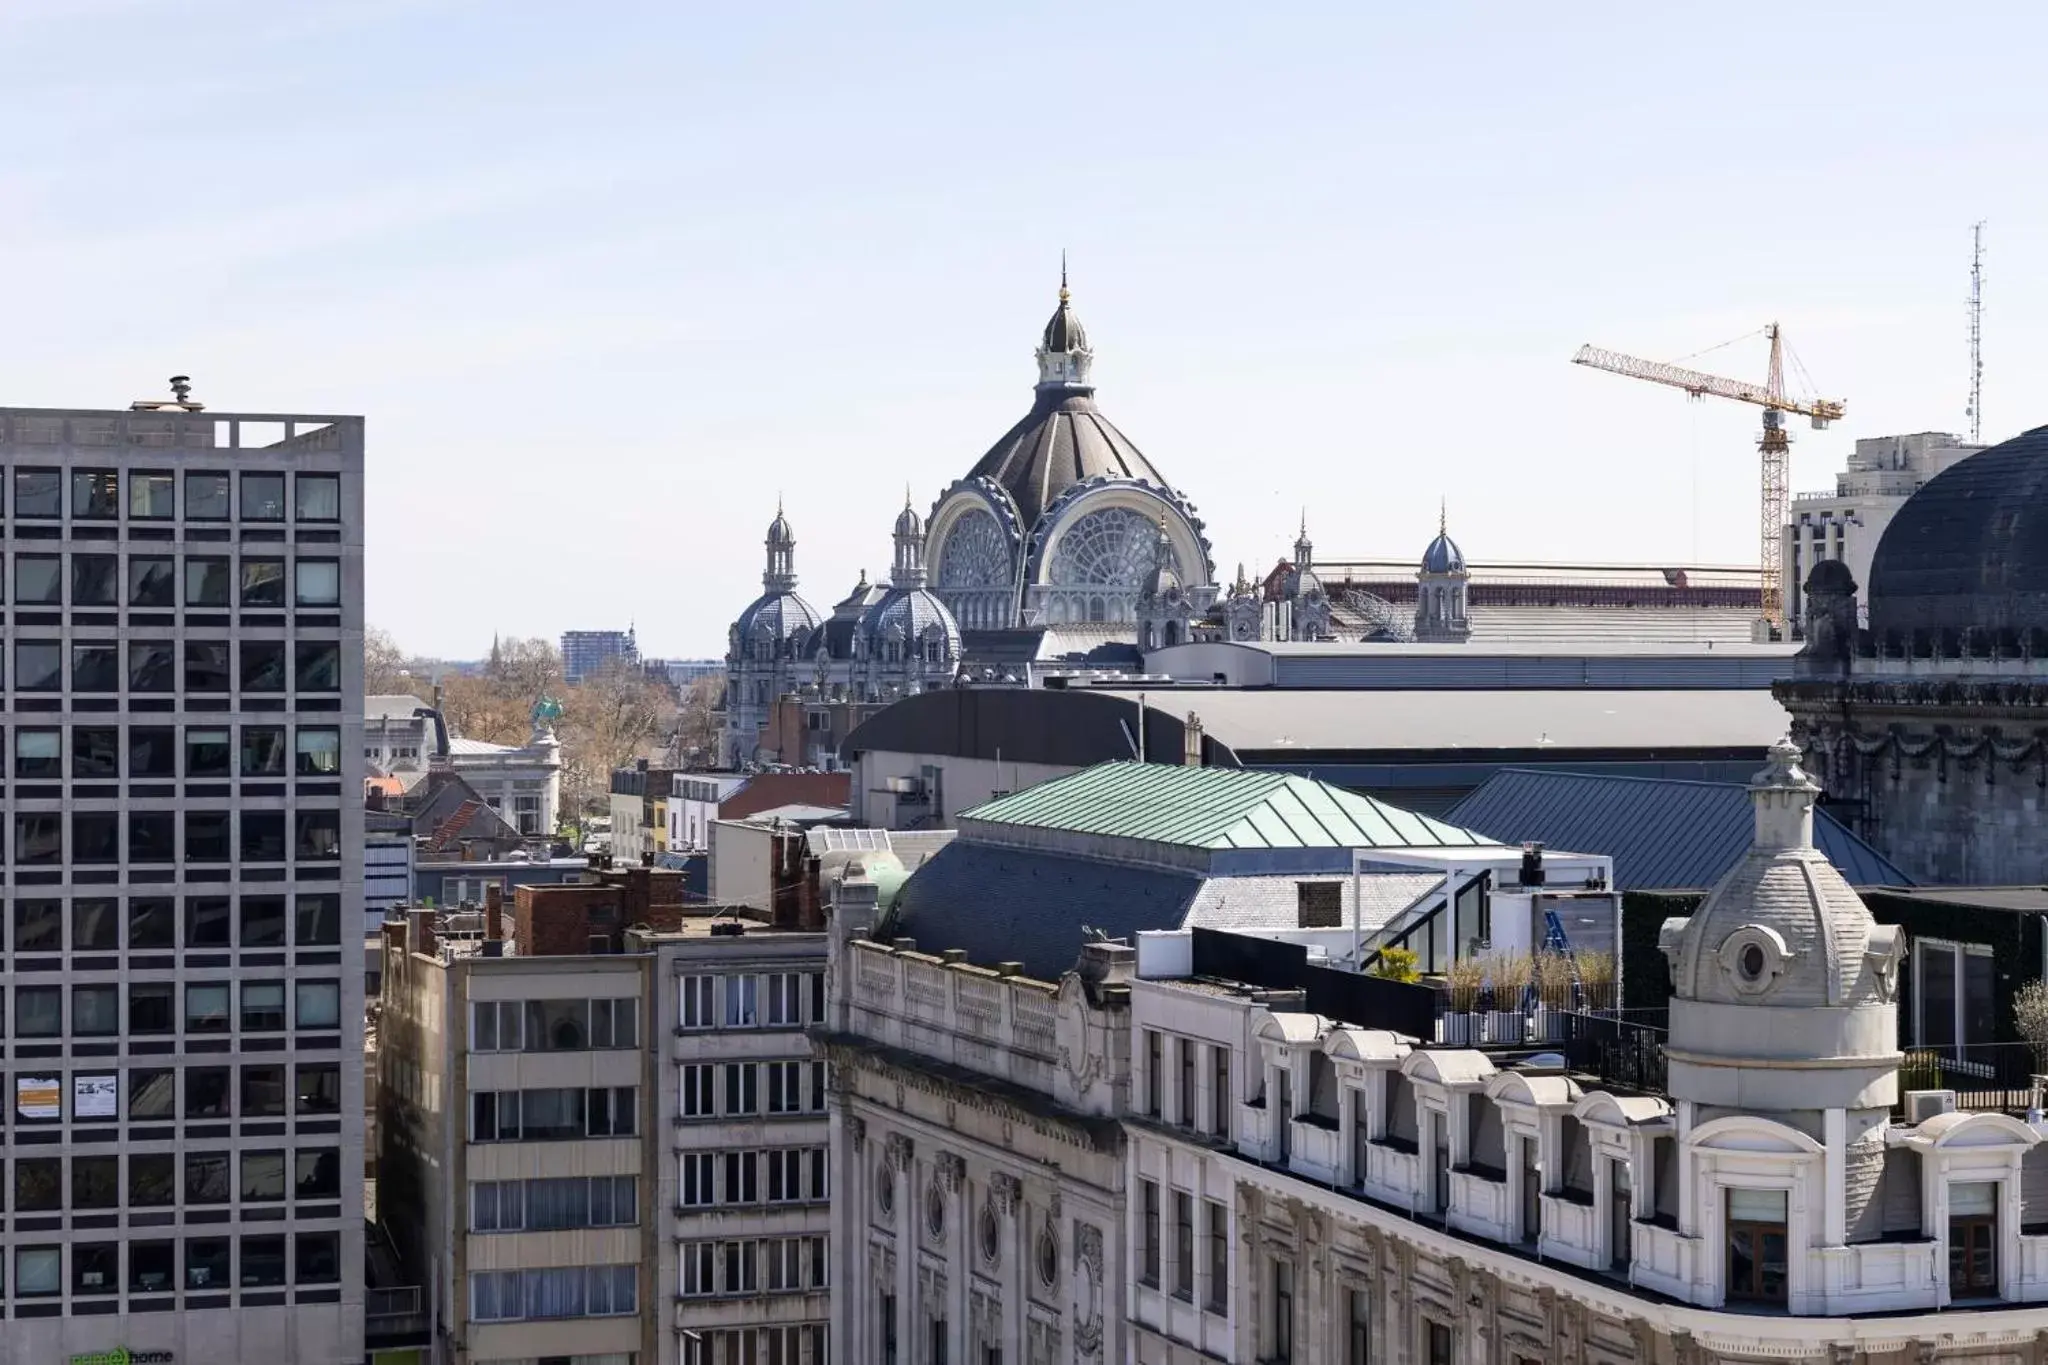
[1440,956,1485,1045]
[1577,950,1617,1016]
[1532,951,1577,1042]
[1485,951,1531,1046]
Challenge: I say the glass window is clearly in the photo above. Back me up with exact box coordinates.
[16,1247,62,1297]
[185,1152,231,1203]
[130,471,176,519]
[296,1232,342,1284]
[13,554,60,603]
[129,897,175,948]
[184,728,232,777]
[242,640,287,691]
[15,899,62,951]
[185,984,231,1033]
[241,1151,286,1202]
[241,896,286,946]
[241,981,286,1031]
[185,1069,231,1118]
[130,1240,176,1294]
[72,469,119,518]
[241,473,285,520]
[130,811,175,862]
[295,893,341,946]
[14,468,61,517]
[185,810,231,861]
[15,813,62,865]
[241,811,286,862]
[72,553,117,605]
[74,984,120,1035]
[184,556,230,606]
[128,555,175,606]
[295,1062,341,1114]
[185,895,230,947]
[73,726,119,778]
[295,559,341,607]
[295,641,340,690]
[129,1071,176,1121]
[296,981,342,1029]
[240,559,286,607]
[185,641,231,692]
[129,984,174,1033]
[242,1065,287,1117]
[15,640,62,690]
[72,1156,120,1209]
[185,1238,230,1290]
[72,898,118,949]
[14,727,61,778]
[241,1235,288,1287]
[296,726,342,776]
[15,1159,61,1210]
[17,984,62,1034]
[128,640,175,692]
[296,809,341,860]
[72,643,119,691]
[242,725,286,775]
[295,1148,341,1199]
[130,726,176,777]
[295,474,340,521]
[73,810,118,863]
[185,472,230,520]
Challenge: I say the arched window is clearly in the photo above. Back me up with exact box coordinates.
[1089,596,1106,623]
[1165,620,1181,646]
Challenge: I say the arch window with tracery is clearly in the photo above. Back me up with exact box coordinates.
[938,509,1012,589]
[1048,506,1182,590]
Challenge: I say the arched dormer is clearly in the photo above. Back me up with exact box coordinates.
[1899,1110,2040,1152]
[1686,1114,1826,1156]
[1572,1092,1672,1131]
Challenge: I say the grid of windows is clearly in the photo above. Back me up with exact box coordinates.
[676,1148,828,1207]
[679,1236,827,1296]
[678,1060,826,1120]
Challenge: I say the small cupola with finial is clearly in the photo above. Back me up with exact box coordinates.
[1035,254,1095,390]
[1414,500,1471,643]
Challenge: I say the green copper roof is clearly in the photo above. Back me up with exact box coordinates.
[960,762,1492,851]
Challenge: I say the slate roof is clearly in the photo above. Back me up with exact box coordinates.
[968,388,1169,530]
[962,762,1491,851]
[1445,768,1912,891]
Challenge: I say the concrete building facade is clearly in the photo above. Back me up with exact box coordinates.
[0,399,365,1362]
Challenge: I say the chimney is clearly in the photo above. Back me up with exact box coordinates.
[1183,711,1205,767]
[1519,842,1546,888]
[484,885,504,942]
[407,907,438,958]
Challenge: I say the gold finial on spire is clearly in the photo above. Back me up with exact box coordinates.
[1059,249,1070,303]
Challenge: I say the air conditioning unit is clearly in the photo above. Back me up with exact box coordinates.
[886,776,922,796]
[1904,1089,1958,1123]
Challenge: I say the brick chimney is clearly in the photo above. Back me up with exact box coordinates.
[407,907,438,958]
[484,884,504,942]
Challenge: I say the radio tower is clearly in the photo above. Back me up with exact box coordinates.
[1967,221,1986,444]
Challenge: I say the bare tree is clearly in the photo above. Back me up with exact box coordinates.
[365,626,430,698]
[675,674,723,766]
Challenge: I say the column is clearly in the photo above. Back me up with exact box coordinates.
[992,1173,1024,1363]
[887,1134,916,1361]
[1263,1061,1282,1159]
[833,1110,867,1365]
[1337,1084,1359,1188]
[1823,1108,1847,1245]
[942,1154,967,1365]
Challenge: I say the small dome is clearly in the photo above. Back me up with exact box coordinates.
[1041,285,1088,355]
[766,507,795,548]
[1421,531,1465,575]
[734,590,821,647]
[858,587,962,660]
[894,500,924,540]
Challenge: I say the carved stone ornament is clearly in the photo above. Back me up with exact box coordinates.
[885,1131,916,1172]
[990,1172,1023,1217]
[847,1114,867,1152]
[937,1150,967,1192]
[1073,1221,1106,1362]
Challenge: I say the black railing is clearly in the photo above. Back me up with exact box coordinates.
[1896,1043,2045,1118]
[1548,1010,1669,1095]
[1190,928,1438,1041]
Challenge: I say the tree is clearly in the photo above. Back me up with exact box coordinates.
[365,626,429,698]
[557,662,677,819]
[489,636,563,702]
[675,674,723,765]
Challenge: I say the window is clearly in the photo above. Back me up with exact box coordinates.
[1297,881,1343,928]
[1916,939,1997,1053]
[588,1087,636,1137]
[1205,1199,1229,1313]
[1951,1181,1999,1297]
[295,1148,341,1198]
[129,726,176,777]
[15,640,62,690]
[725,1063,758,1116]
[240,558,286,607]
[17,984,62,1035]
[72,469,119,518]
[1145,1029,1162,1117]
[185,1152,232,1204]
[14,728,60,778]
[1347,1290,1369,1364]
[296,640,341,689]
[296,980,342,1029]
[185,983,231,1033]
[725,1240,759,1293]
[472,1000,524,1052]
[130,810,175,862]
[14,554,60,604]
[296,1062,341,1114]
[15,1158,61,1210]
[882,1293,898,1365]
[185,1238,231,1290]
[71,1242,119,1295]
[295,474,340,521]
[73,897,118,949]
[187,727,232,777]
[242,982,287,1031]
[681,1241,715,1296]
[129,555,175,606]
[237,724,286,775]
[525,999,590,1050]
[128,641,175,692]
[186,894,231,946]
[185,556,230,606]
[242,1065,287,1117]
[1725,1188,1788,1304]
[1426,1320,1452,1365]
[297,1232,342,1285]
[681,1065,715,1117]
[241,1150,287,1202]
[129,984,174,1034]
[186,1068,231,1118]
[129,1070,176,1121]
[680,1153,716,1207]
[186,471,231,519]
[185,811,232,862]
[1140,1179,1161,1287]
[73,984,120,1035]
[1272,1260,1294,1364]
[723,1151,758,1204]
[17,1246,62,1297]
[765,972,805,1025]
[14,467,61,517]
[241,1235,287,1287]
[185,641,231,692]
[241,895,286,946]
[296,809,341,859]
[130,471,176,519]
[130,1241,176,1294]
[1173,1189,1195,1300]
[241,472,286,520]
[1178,1036,1195,1128]
[296,559,341,606]
[129,1152,176,1203]
[15,899,63,952]
[768,1149,809,1203]
[15,812,62,864]
[295,893,341,945]
[591,997,638,1048]
[296,725,341,775]
[130,897,175,948]
[681,976,715,1028]
[724,975,759,1027]
[72,553,118,605]
[73,810,118,863]
[469,1265,637,1322]
[767,1061,803,1114]
[241,810,286,861]
[72,643,119,691]
[242,639,287,691]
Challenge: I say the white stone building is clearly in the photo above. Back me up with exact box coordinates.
[366,692,564,835]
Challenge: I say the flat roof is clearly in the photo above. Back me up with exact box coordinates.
[1154,640,1795,659]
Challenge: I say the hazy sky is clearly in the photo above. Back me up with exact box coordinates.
[5,2,2043,657]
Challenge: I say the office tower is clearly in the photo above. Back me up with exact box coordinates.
[0,395,364,1361]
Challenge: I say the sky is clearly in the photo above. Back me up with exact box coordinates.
[5,1,2046,658]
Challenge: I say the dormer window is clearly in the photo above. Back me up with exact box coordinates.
[1716,925,1790,997]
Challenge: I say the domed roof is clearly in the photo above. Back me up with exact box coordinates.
[968,391,1169,531]
[1867,424,2048,639]
[1042,285,1088,354]
[894,498,923,540]
[1421,531,1465,575]
[857,586,961,658]
[735,589,821,650]
[766,504,794,548]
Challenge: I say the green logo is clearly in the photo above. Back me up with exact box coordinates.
[72,1351,172,1365]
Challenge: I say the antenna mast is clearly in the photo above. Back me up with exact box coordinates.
[1967,220,1986,444]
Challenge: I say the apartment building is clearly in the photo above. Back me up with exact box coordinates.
[0,396,365,1363]
[376,895,659,1365]
[632,909,832,1365]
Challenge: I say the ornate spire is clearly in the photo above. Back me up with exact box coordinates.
[763,501,797,592]
[891,490,927,589]
[1294,511,1313,569]
[1439,497,1447,536]
[1035,259,1094,390]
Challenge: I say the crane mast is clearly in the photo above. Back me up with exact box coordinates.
[1572,326,1845,633]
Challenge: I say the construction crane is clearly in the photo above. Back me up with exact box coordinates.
[1572,326,1846,632]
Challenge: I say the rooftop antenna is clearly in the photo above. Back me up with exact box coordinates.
[1967,220,1986,444]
